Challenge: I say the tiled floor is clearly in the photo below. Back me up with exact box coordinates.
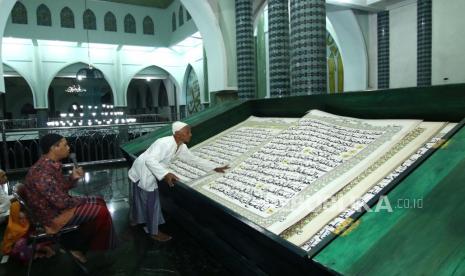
[0,167,231,276]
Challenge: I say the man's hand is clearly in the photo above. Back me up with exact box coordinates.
[214,165,230,173]
[71,167,84,180]
[163,173,179,187]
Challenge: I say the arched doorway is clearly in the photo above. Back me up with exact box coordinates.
[2,63,34,120]
[48,62,113,119]
[126,66,175,122]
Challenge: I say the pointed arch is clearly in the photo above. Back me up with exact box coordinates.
[37,4,51,26]
[60,7,74,28]
[143,16,154,35]
[11,1,27,24]
[171,12,176,32]
[104,11,117,32]
[83,9,96,30]
[158,82,168,107]
[124,14,136,33]
[179,5,184,26]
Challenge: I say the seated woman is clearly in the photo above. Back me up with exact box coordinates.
[22,133,117,263]
[0,169,13,224]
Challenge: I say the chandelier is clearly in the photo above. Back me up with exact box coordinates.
[77,0,104,82]
[65,84,87,94]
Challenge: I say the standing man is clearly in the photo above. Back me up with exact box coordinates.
[23,133,117,263]
[128,121,228,241]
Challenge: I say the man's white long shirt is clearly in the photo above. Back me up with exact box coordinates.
[128,136,217,191]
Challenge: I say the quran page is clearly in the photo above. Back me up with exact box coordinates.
[169,116,299,184]
[283,121,446,246]
[296,122,455,251]
[193,110,422,234]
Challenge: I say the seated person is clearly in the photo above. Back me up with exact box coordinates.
[0,169,13,224]
[22,133,117,263]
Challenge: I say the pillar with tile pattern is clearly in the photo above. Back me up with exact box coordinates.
[377,11,390,89]
[268,0,290,98]
[417,0,432,87]
[289,0,326,95]
[235,0,256,99]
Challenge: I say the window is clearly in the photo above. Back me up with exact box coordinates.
[11,2,27,24]
[186,10,191,21]
[104,12,117,32]
[143,16,154,35]
[37,4,51,26]
[60,7,74,28]
[124,14,136,33]
[179,5,184,26]
[83,9,96,30]
[172,12,176,32]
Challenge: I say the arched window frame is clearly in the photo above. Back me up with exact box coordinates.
[83,9,96,30]
[60,7,75,28]
[11,2,28,24]
[104,11,117,32]
[37,4,52,26]
[124,14,136,33]
[143,16,154,35]
[179,5,184,26]
[171,12,176,32]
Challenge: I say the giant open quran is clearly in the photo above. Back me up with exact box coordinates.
[169,110,451,251]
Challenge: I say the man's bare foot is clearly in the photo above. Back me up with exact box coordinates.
[70,250,88,263]
[151,231,172,242]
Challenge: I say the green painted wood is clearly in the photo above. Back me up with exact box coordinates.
[251,83,465,121]
[122,83,465,158]
[314,126,465,275]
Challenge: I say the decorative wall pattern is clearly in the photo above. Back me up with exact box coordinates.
[327,32,344,93]
[289,0,326,95]
[417,0,432,87]
[185,66,202,116]
[235,0,256,99]
[377,11,389,89]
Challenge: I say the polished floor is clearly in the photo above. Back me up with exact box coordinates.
[0,167,231,276]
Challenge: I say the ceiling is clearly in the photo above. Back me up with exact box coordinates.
[97,0,174,9]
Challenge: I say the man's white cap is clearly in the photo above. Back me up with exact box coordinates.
[172,121,189,134]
